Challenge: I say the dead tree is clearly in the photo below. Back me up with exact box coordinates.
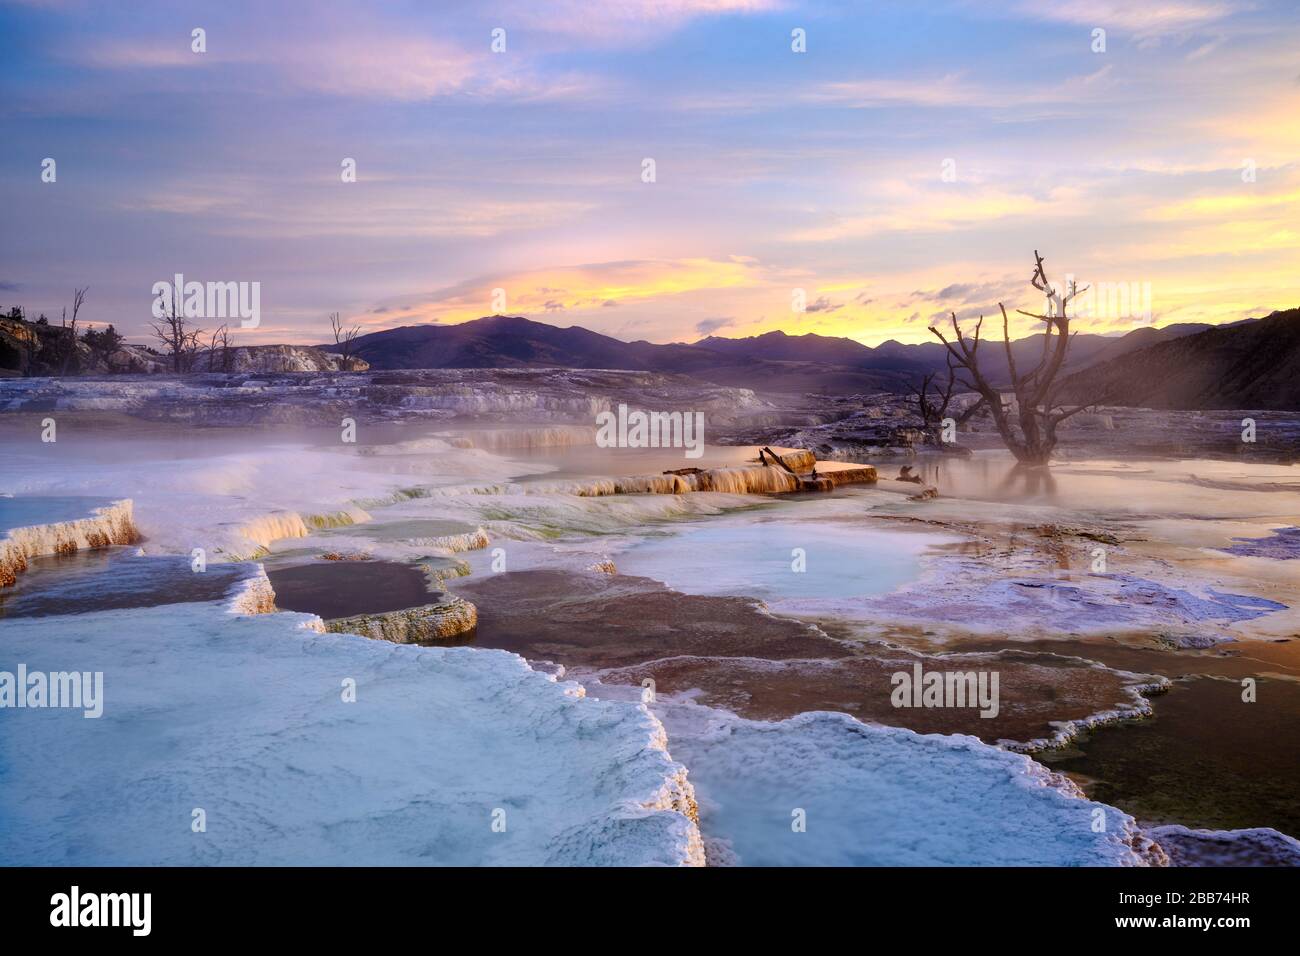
[149,288,203,372]
[181,327,204,372]
[58,287,88,375]
[906,354,986,446]
[329,312,362,369]
[929,251,1099,465]
[205,324,231,372]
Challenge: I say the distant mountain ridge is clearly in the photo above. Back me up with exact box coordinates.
[338,313,1248,397]
[1061,308,1300,409]
[339,315,913,394]
[697,322,1221,381]
[697,329,888,368]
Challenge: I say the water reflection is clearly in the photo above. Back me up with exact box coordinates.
[906,452,1297,516]
[913,456,1057,502]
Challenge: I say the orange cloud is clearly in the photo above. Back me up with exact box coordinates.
[370,257,772,328]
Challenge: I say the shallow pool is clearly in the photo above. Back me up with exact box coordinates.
[0,495,115,533]
[267,560,440,619]
[614,518,944,602]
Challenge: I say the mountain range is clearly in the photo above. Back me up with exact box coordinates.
[1060,307,1300,409]
[331,311,1298,408]
[694,321,1225,382]
[340,315,912,394]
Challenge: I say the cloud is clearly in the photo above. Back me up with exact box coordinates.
[118,175,597,241]
[364,257,770,329]
[77,25,603,103]
[1186,35,1227,59]
[682,63,1118,115]
[928,305,988,324]
[805,74,1021,110]
[804,296,842,313]
[277,38,603,102]
[1006,0,1241,34]
[499,0,779,43]
[278,38,482,99]
[788,181,1083,243]
[694,316,734,336]
[81,42,213,69]
[8,0,1298,349]
[912,279,1022,305]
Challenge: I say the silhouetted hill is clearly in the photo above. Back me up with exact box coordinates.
[696,321,1216,383]
[348,315,660,370]
[336,313,1271,402]
[340,316,909,393]
[1062,308,1300,409]
[697,329,888,367]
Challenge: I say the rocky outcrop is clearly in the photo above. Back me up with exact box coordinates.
[0,368,773,432]
[0,313,369,377]
[221,506,371,561]
[224,566,279,616]
[191,345,369,373]
[105,345,168,374]
[566,452,877,498]
[817,462,880,488]
[0,317,40,376]
[422,528,490,553]
[0,499,139,587]
[0,315,168,376]
[324,594,478,643]
[776,448,817,472]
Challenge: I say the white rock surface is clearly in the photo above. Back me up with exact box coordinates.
[0,593,703,866]
[0,496,136,586]
[644,699,1164,866]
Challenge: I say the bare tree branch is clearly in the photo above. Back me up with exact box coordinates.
[204,324,231,372]
[57,287,88,375]
[329,312,362,370]
[909,334,987,447]
[149,288,202,372]
[928,251,1103,465]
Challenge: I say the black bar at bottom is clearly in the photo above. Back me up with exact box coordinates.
[0,865,1288,941]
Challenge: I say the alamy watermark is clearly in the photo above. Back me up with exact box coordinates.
[151,273,261,328]
[890,662,999,718]
[0,665,103,718]
[595,403,704,459]
[1063,273,1152,324]
[50,886,150,936]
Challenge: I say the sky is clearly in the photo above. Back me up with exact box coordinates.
[2,0,1298,349]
